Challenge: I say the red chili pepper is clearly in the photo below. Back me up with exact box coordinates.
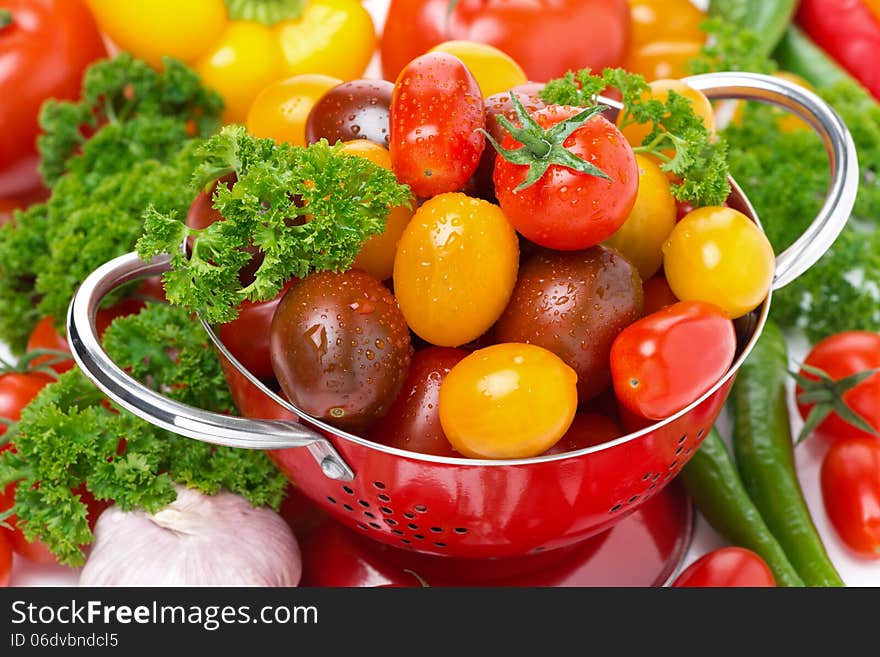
[797,0,880,100]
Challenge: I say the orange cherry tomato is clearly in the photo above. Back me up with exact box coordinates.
[628,0,706,50]
[246,73,343,147]
[625,41,705,86]
[619,79,716,151]
[439,343,578,459]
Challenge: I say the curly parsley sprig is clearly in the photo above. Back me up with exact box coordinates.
[137,125,412,324]
[539,68,731,206]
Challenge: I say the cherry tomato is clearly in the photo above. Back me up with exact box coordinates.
[821,437,880,557]
[642,275,679,316]
[663,206,775,319]
[219,282,294,382]
[393,193,519,348]
[389,52,485,198]
[604,154,677,280]
[270,270,412,431]
[439,343,578,459]
[493,105,638,251]
[796,332,880,442]
[0,0,107,198]
[672,547,776,587]
[611,301,736,420]
[0,371,54,434]
[381,0,630,85]
[429,41,528,98]
[0,531,10,587]
[731,71,815,134]
[543,413,623,455]
[339,140,414,282]
[305,79,393,147]
[628,0,706,49]
[218,352,298,422]
[247,73,343,147]
[625,40,705,82]
[0,480,58,565]
[619,80,716,151]
[495,246,643,401]
[368,347,468,457]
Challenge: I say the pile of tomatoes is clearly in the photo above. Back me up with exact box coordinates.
[210,44,777,462]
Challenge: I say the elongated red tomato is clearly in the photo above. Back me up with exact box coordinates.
[389,52,485,198]
[821,437,880,557]
[492,105,638,251]
[672,547,776,587]
[610,301,736,420]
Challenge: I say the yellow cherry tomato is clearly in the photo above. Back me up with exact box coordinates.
[628,0,706,50]
[625,40,704,83]
[195,22,284,123]
[87,0,227,68]
[246,74,343,146]
[619,79,716,150]
[393,193,519,347]
[731,71,815,134]
[429,41,528,97]
[275,0,375,81]
[439,343,578,459]
[662,206,775,318]
[604,155,676,280]
[340,140,414,281]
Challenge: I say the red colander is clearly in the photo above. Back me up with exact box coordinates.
[68,73,858,560]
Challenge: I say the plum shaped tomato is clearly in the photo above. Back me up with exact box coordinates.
[389,52,485,198]
[393,193,519,348]
[490,101,638,251]
[439,344,578,459]
[305,79,393,147]
[663,206,775,319]
[495,246,643,402]
[270,270,413,431]
[368,347,468,457]
[610,301,736,420]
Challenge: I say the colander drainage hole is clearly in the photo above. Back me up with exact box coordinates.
[628,495,639,504]
[675,446,684,456]
[407,523,419,530]
[373,481,386,490]
[668,459,679,470]
[357,523,368,530]
[429,527,442,533]
[327,496,337,504]
[378,494,391,503]
[403,512,416,520]
[642,472,651,481]
[434,542,446,548]
[610,504,623,513]
[343,486,354,495]
[384,518,398,526]
[414,504,427,513]
[369,522,381,530]
[697,428,705,438]
[413,534,425,540]
[364,511,376,519]
[392,529,404,536]
[401,538,411,545]
[343,504,354,512]
[454,528,468,534]
[380,507,393,515]
[358,500,370,508]
[678,434,687,445]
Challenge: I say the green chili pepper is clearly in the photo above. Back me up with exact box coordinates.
[709,0,798,56]
[773,25,853,89]
[680,428,804,587]
[731,320,845,587]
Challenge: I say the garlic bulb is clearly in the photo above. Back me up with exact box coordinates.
[80,486,301,586]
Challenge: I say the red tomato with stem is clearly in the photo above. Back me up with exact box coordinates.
[367,347,468,457]
[610,301,736,420]
[796,332,880,442]
[0,0,108,197]
[672,547,775,587]
[389,52,485,198]
[821,437,880,557]
[381,0,630,85]
[491,104,638,251]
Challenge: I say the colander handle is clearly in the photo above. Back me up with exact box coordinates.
[66,252,355,482]
[684,72,859,290]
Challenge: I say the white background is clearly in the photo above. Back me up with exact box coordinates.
[7,0,879,586]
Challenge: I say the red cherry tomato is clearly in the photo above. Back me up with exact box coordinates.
[642,275,679,316]
[219,281,294,382]
[0,0,107,197]
[796,332,880,442]
[543,413,622,455]
[0,531,11,587]
[389,52,485,198]
[218,352,298,422]
[672,547,776,587]
[368,347,468,457]
[821,437,880,557]
[492,105,638,251]
[0,371,54,435]
[610,301,736,420]
[381,0,630,86]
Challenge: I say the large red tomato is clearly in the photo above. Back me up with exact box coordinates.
[0,0,108,197]
[381,0,630,84]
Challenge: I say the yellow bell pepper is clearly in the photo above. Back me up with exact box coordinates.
[87,0,375,122]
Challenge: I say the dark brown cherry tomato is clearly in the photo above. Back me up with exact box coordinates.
[389,52,485,198]
[270,270,413,431]
[219,280,295,382]
[368,347,468,457]
[543,412,623,455]
[305,79,393,146]
[495,246,643,401]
